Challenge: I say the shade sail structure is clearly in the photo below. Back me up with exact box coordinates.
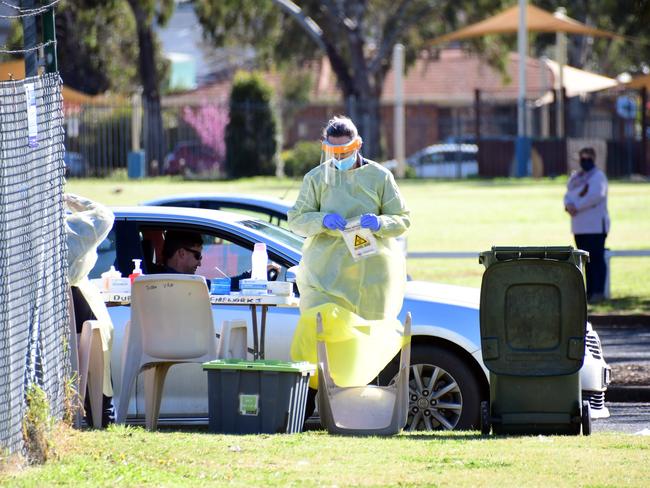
[625,73,650,90]
[534,59,618,106]
[431,4,622,45]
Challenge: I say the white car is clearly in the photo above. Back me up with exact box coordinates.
[407,143,478,178]
[91,206,610,430]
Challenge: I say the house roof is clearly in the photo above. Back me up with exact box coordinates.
[164,47,618,106]
[0,59,105,105]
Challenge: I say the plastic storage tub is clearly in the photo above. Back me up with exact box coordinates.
[202,359,315,434]
[478,246,591,435]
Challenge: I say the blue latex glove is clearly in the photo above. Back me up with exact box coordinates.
[360,213,381,232]
[323,213,347,230]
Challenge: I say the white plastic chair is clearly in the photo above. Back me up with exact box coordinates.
[316,312,412,436]
[217,319,248,359]
[116,274,218,430]
[67,288,105,429]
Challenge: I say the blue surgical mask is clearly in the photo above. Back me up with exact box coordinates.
[334,155,356,171]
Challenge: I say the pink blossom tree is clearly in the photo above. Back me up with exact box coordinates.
[182,104,229,162]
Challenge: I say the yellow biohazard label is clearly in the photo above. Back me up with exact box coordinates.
[354,234,369,248]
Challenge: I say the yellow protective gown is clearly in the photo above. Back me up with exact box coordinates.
[66,194,115,396]
[288,160,410,321]
[290,303,409,389]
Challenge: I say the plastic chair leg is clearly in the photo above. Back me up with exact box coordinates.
[116,321,141,424]
[87,329,105,428]
[218,319,248,359]
[143,363,172,430]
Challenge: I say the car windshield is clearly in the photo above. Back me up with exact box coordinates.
[241,219,304,251]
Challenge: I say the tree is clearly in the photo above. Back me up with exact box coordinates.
[225,71,279,177]
[124,0,175,172]
[533,1,650,76]
[195,0,507,161]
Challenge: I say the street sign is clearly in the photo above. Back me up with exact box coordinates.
[616,95,637,120]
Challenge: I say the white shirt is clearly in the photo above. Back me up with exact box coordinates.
[563,168,610,235]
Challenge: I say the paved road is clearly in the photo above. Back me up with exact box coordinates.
[593,324,650,433]
[593,402,650,434]
[595,324,650,366]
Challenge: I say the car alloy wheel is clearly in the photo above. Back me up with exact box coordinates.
[379,344,483,431]
[407,362,463,431]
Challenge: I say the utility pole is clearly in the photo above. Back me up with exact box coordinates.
[393,43,405,178]
[515,0,530,177]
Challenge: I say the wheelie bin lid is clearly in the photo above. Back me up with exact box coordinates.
[479,247,587,377]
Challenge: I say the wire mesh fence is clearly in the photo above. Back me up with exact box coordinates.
[0,72,68,454]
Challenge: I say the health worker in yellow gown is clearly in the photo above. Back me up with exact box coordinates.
[288,115,410,320]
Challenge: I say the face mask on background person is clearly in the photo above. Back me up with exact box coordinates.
[334,154,356,171]
[580,157,595,172]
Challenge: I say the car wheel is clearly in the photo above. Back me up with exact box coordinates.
[379,344,482,431]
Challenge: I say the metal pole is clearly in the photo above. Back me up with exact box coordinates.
[554,8,568,138]
[41,3,58,73]
[21,0,38,77]
[393,43,405,178]
[641,87,648,176]
[515,0,530,176]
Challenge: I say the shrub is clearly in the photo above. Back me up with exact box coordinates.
[22,384,53,465]
[282,141,321,177]
[225,71,279,178]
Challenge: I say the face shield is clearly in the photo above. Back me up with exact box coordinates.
[320,136,362,186]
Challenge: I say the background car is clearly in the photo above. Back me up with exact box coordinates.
[90,206,610,430]
[143,193,292,228]
[407,142,478,178]
[142,193,408,255]
[162,142,222,176]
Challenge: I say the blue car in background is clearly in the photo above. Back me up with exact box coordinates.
[91,206,610,430]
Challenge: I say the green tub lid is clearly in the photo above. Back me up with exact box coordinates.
[203,358,316,373]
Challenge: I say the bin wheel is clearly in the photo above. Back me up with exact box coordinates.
[480,401,491,435]
[581,400,592,436]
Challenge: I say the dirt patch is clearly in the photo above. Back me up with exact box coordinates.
[610,362,650,386]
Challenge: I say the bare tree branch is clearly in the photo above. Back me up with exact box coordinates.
[269,0,326,50]
[368,0,434,75]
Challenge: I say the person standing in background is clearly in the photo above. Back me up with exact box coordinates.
[564,147,610,303]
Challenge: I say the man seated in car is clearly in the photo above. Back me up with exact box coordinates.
[158,230,278,290]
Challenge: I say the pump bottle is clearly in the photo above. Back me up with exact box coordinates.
[129,259,143,284]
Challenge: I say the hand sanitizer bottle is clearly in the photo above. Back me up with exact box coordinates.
[129,259,143,284]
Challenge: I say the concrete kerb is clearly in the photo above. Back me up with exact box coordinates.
[606,386,650,403]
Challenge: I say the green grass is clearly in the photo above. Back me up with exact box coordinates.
[2,425,649,487]
[65,176,650,313]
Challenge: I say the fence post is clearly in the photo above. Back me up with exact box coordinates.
[604,249,611,299]
[21,0,38,76]
[641,87,648,176]
[41,4,58,73]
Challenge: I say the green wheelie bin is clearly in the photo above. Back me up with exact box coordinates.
[478,246,591,436]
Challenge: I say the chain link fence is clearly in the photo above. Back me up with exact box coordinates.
[0,72,68,454]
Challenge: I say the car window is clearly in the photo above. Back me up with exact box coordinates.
[136,225,291,282]
[199,202,289,229]
[88,228,117,279]
[240,220,303,252]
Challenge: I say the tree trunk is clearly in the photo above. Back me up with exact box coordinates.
[127,0,165,175]
[346,93,382,161]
